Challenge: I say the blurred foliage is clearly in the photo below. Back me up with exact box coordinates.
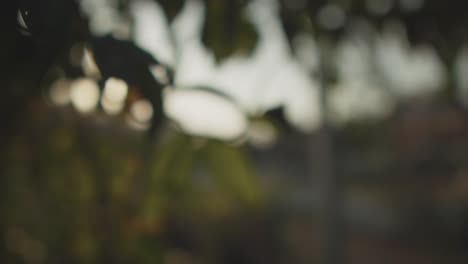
[157,0,185,22]
[201,0,258,61]
[0,104,265,262]
[3,0,468,263]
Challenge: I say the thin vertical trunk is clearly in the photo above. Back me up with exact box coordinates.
[310,37,346,264]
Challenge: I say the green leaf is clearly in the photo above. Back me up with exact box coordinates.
[202,141,262,205]
[142,133,195,218]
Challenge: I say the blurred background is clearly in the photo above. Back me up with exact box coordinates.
[1,0,468,263]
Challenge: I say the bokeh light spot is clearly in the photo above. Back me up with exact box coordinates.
[70,78,100,113]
